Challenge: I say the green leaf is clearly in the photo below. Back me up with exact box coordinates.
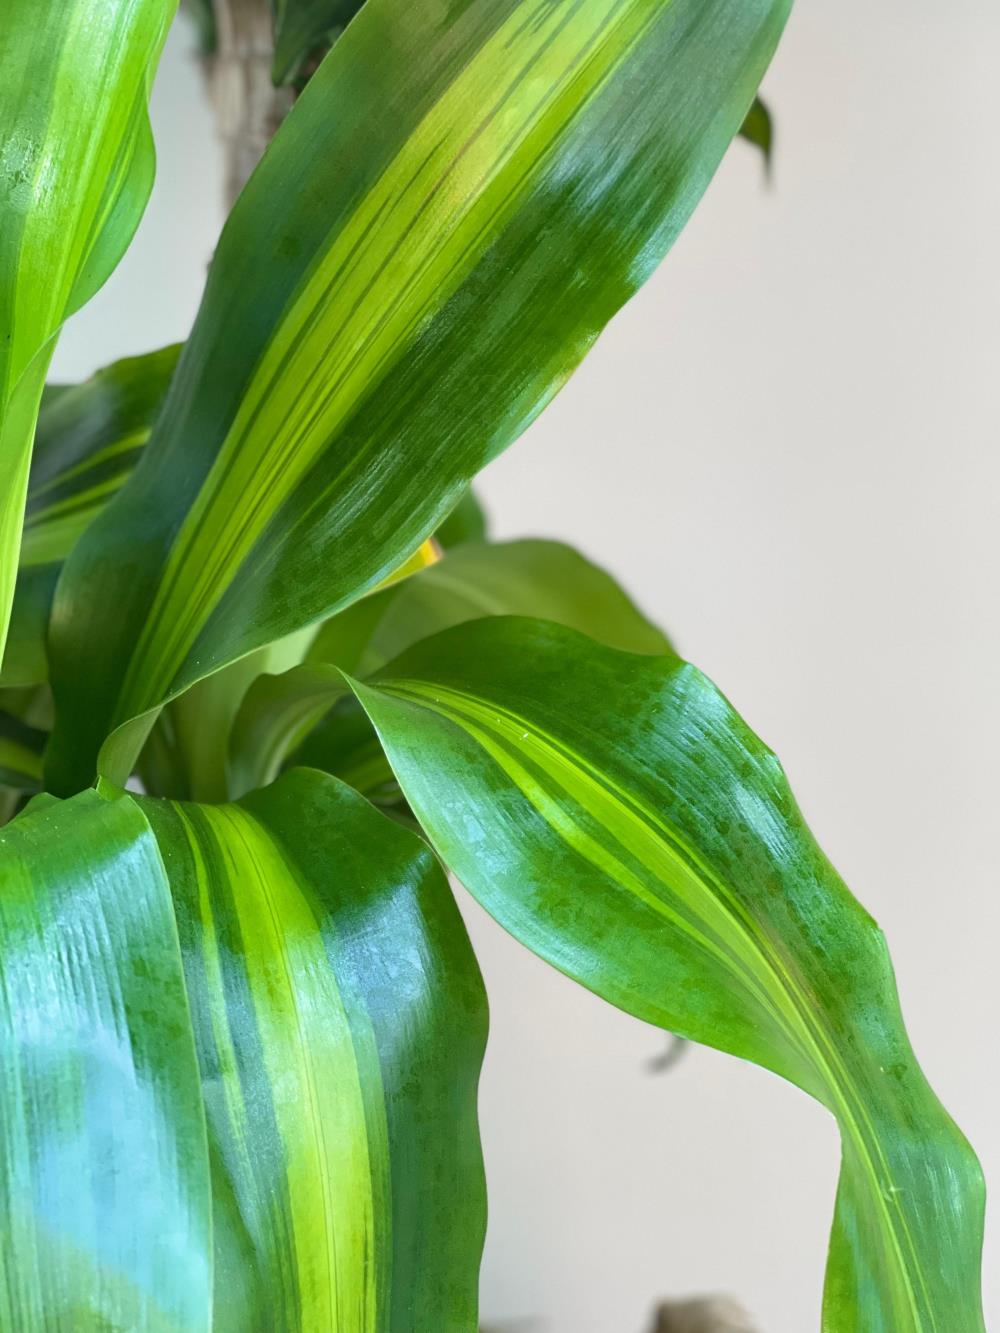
[0,788,212,1330]
[1,566,60,688]
[271,0,366,84]
[290,697,402,804]
[346,617,986,1333]
[435,487,489,551]
[229,538,671,798]
[739,95,773,169]
[137,768,487,1330]
[0,709,46,791]
[182,0,217,53]
[47,0,792,794]
[23,346,180,571]
[0,1,177,664]
[0,348,178,687]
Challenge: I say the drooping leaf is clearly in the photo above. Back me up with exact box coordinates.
[0,0,177,663]
[47,0,792,794]
[229,538,671,797]
[345,617,985,1333]
[137,767,487,1330]
[291,697,401,805]
[0,788,212,1331]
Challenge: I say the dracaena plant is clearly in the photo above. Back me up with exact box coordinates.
[0,1,985,1330]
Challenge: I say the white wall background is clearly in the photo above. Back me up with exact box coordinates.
[50,3,999,1329]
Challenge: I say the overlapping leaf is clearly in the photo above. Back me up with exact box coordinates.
[139,768,487,1330]
[271,0,366,83]
[0,788,211,1331]
[0,767,486,1327]
[24,346,180,571]
[0,0,177,662]
[346,617,986,1332]
[0,347,178,688]
[229,538,671,797]
[47,0,792,794]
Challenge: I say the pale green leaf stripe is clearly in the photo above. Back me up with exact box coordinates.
[0,788,211,1331]
[47,0,790,793]
[347,617,985,1332]
[0,1,177,661]
[118,0,680,709]
[0,348,178,688]
[21,346,180,570]
[137,768,487,1331]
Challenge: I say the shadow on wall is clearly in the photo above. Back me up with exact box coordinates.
[482,1293,760,1332]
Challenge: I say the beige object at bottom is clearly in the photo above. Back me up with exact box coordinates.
[654,1296,759,1333]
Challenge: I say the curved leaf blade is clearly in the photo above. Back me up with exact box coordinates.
[347,617,985,1332]
[0,0,177,660]
[137,768,487,1331]
[47,0,791,793]
[0,788,211,1331]
[229,538,671,797]
[23,346,180,571]
[0,347,178,688]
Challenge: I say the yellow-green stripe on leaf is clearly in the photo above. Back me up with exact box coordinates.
[229,537,672,798]
[23,346,180,570]
[0,788,212,1331]
[0,347,179,688]
[137,768,487,1331]
[0,1,177,664]
[47,0,791,794]
[346,617,985,1333]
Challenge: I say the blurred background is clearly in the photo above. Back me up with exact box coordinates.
[49,2,999,1329]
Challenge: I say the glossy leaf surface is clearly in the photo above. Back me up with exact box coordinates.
[348,617,985,1333]
[0,0,176,660]
[0,789,211,1331]
[139,768,487,1330]
[47,0,791,793]
[230,538,670,797]
[0,347,178,686]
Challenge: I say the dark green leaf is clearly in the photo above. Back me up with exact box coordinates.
[47,0,791,794]
[0,710,46,791]
[23,346,180,571]
[348,617,986,1332]
[739,95,773,169]
[271,0,365,83]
